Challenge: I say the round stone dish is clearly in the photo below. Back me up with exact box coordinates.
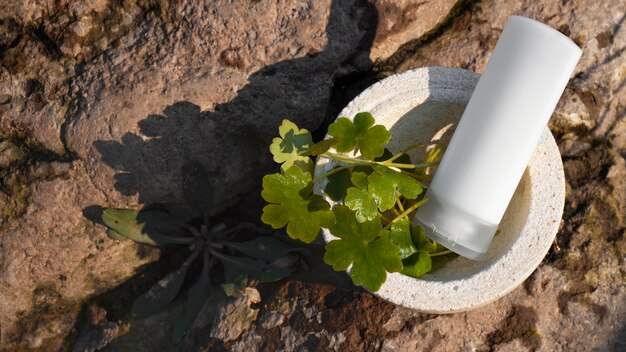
[313,67,565,313]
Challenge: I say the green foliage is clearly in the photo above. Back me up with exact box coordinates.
[367,165,423,211]
[262,113,456,292]
[324,206,402,291]
[261,166,335,243]
[101,207,308,342]
[269,119,314,172]
[102,208,189,246]
[344,187,379,222]
[390,219,418,259]
[327,112,391,160]
[401,251,432,278]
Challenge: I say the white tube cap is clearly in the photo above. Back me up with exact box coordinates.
[415,191,498,261]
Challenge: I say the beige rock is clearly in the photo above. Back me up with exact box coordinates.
[1,0,625,350]
[370,0,460,62]
[0,161,159,349]
[210,287,261,342]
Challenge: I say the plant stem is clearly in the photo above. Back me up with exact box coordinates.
[321,152,373,166]
[385,143,425,163]
[311,164,353,183]
[380,161,437,169]
[383,197,429,230]
[429,249,454,257]
[396,196,405,213]
[400,169,432,181]
[322,151,436,171]
[209,248,258,270]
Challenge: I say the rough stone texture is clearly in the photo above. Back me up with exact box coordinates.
[369,0,460,62]
[197,0,626,350]
[0,158,159,350]
[209,288,261,342]
[64,0,376,220]
[0,0,381,349]
[1,0,625,350]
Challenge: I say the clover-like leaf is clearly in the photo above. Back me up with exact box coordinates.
[401,251,432,278]
[323,206,402,291]
[344,188,378,223]
[344,171,377,222]
[327,112,391,160]
[269,119,314,171]
[390,219,418,259]
[367,165,423,211]
[261,166,335,243]
[350,170,369,189]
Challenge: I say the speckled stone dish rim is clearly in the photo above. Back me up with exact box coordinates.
[313,67,565,313]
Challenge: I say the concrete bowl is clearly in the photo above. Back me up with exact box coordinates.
[313,67,565,313]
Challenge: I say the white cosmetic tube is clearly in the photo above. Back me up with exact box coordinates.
[413,16,581,260]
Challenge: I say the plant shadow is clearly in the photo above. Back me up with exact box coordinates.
[77,0,379,349]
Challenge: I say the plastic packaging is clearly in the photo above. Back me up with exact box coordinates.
[414,16,582,260]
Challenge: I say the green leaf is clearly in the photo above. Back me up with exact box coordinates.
[172,253,220,343]
[269,119,313,171]
[367,166,423,211]
[132,249,200,317]
[222,236,310,261]
[431,253,459,272]
[350,171,369,189]
[101,209,190,246]
[218,253,296,282]
[300,139,337,156]
[373,148,411,164]
[343,171,378,222]
[344,188,378,223]
[324,167,351,201]
[401,251,432,278]
[323,206,402,291]
[411,225,437,253]
[390,219,418,259]
[261,166,335,243]
[327,112,391,160]
[374,149,412,170]
[106,229,128,241]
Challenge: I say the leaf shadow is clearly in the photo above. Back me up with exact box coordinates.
[76,0,379,349]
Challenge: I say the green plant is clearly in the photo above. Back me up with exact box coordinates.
[101,166,308,342]
[262,113,457,292]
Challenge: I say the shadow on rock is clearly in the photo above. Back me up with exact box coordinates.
[77,1,379,349]
[92,0,379,221]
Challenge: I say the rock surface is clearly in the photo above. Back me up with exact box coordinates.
[0,0,378,349]
[0,0,625,350]
[369,0,460,62]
